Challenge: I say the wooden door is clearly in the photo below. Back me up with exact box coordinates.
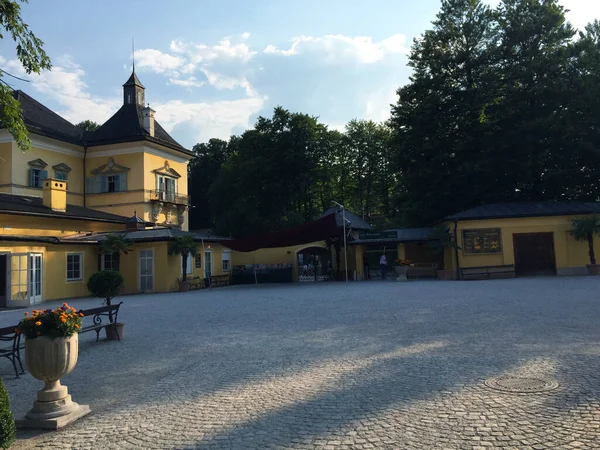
[513,232,556,276]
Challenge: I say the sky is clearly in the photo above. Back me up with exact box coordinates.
[0,0,598,149]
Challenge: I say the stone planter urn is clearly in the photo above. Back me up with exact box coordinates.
[178,280,190,292]
[586,264,600,275]
[17,334,90,430]
[394,265,409,281]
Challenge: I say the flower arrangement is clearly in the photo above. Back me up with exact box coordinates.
[17,303,84,339]
[395,259,413,266]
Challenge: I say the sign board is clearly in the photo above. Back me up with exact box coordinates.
[462,228,502,254]
[358,231,398,240]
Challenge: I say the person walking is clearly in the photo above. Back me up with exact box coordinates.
[379,253,387,279]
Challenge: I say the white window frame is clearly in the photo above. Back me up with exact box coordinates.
[181,254,193,276]
[222,250,231,272]
[156,174,177,202]
[66,253,83,282]
[102,252,118,271]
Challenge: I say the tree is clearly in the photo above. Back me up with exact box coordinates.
[75,120,100,132]
[0,378,14,450]
[0,0,51,150]
[86,270,124,322]
[169,236,198,282]
[570,215,600,265]
[100,233,132,271]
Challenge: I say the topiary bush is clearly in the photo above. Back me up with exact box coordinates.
[87,270,124,322]
[0,378,15,450]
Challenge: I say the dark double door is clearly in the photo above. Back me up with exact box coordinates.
[513,232,556,276]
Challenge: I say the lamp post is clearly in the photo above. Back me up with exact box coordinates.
[332,200,348,285]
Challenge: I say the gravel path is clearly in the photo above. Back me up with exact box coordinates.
[3,277,600,449]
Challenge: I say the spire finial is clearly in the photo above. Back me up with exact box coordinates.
[132,37,135,73]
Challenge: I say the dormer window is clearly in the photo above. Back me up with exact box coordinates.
[53,163,71,181]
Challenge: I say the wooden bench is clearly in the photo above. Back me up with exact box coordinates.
[189,276,204,290]
[461,265,515,280]
[408,263,438,279]
[0,325,24,378]
[78,302,123,342]
[211,274,230,287]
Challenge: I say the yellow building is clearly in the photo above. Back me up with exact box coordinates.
[443,202,600,278]
[0,70,232,307]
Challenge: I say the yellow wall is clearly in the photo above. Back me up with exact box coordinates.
[448,215,600,276]
[0,213,123,236]
[0,142,12,188]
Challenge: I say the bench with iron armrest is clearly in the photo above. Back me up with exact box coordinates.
[78,302,123,342]
[210,274,230,287]
[0,325,24,378]
[460,265,515,280]
[188,276,203,290]
[408,263,438,279]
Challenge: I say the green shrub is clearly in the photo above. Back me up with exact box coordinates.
[0,378,15,450]
[87,270,124,306]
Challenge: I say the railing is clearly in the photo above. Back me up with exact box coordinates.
[147,190,191,206]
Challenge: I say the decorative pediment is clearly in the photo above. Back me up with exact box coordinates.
[52,162,72,172]
[152,160,181,179]
[91,157,130,175]
[28,158,48,169]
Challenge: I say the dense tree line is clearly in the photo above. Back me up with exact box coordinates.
[189,0,600,235]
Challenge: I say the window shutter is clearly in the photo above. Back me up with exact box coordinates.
[85,177,93,194]
[29,169,34,187]
[100,176,107,193]
[119,173,127,191]
[115,253,120,271]
[40,170,48,182]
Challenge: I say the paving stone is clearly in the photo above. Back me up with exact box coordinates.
[2,278,600,449]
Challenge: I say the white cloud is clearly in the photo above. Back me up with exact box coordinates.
[168,77,205,88]
[263,34,409,64]
[133,48,187,74]
[199,68,255,96]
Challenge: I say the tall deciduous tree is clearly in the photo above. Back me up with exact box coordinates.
[75,120,100,132]
[0,0,51,150]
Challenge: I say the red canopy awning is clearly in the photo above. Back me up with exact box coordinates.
[225,213,340,252]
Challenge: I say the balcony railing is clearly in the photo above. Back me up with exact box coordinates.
[147,190,191,206]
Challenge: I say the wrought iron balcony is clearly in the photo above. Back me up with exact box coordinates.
[147,189,191,206]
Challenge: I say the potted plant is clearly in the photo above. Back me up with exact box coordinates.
[427,224,460,280]
[570,215,600,275]
[169,236,199,292]
[0,377,15,448]
[87,270,125,340]
[394,259,412,281]
[16,304,90,429]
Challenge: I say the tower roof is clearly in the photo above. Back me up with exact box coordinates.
[123,70,144,88]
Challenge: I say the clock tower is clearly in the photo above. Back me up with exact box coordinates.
[123,69,145,106]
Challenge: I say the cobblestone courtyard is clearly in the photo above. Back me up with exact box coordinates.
[3,277,600,449]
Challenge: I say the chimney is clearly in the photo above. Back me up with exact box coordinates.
[42,178,67,212]
[142,104,155,137]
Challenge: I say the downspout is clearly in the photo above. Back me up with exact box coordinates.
[82,132,88,207]
[453,221,460,280]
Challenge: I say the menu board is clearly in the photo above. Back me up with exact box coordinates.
[462,228,502,254]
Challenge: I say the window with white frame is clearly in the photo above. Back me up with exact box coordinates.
[222,250,231,272]
[157,175,176,202]
[66,253,83,281]
[102,252,118,271]
[181,254,192,276]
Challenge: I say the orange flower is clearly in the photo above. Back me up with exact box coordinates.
[24,312,29,316]
[79,313,84,317]
[35,321,41,326]
[71,307,76,312]
[60,317,66,323]
[74,324,80,329]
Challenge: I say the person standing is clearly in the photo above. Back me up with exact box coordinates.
[379,253,387,279]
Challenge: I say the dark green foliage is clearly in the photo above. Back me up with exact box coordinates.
[427,225,460,255]
[87,270,124,306]
[0,0,52,150]
[0,378,15,450]
[75,120,100,132]
[101,234,132,256]
[570,215,600,265]
[168,236,199,282]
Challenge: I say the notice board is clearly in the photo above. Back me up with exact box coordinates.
[462,228,502,254]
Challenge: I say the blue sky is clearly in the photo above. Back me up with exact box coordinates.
[0,0,598,148]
